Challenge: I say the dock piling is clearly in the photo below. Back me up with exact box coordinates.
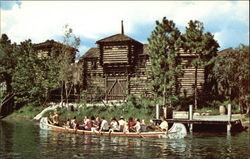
[156,104,159,120]
[189,105,193,132]
[227,104,232,132]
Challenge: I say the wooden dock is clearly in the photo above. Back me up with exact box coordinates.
[165,118,244,132]
[154,104,246,132]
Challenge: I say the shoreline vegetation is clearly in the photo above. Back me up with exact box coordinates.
[6,102,249,129]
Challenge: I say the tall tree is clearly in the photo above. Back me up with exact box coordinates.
[57,24,80,106]
[12,40,41,106]
[213,44,249,113]
[147,17,182,106]
[0,34,16,94]
[0,34,16,114]
[179,20,219,109]
[11,40,60,107]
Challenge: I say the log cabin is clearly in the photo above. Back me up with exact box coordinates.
[34,40,77,63]
[34,40,80,102]
[79,22,206,102]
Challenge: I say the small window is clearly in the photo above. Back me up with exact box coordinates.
[91,61,97,70]
[140,58,146,67]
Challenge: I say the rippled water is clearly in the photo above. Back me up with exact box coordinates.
[0,119,249,159]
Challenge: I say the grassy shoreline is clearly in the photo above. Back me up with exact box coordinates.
[6,104,156,122]
[5,104,249,128]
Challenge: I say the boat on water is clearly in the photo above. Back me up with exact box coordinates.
[40,117,187,139]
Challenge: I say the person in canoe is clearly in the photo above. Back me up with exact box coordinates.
[109,117,120,132]
[64,118,70,129]
[157,116,168,132]
[92,117,101,131]
[128,117,135,132]
[99,116,109,132]
[52,111,60,126]
[71,116,79,130]
[140,119,147,132]
[84,116,93,131]
[48,112,53,124]
[133,118,141,133]
[123,119,129,133]
[118,116,125,132]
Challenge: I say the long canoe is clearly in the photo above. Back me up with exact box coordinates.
[40,117,187,139]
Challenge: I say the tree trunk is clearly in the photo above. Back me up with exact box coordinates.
[194,66,198,109]
[65,82,68,107]
[163,76,166,106]
[60,81,64,106]
[169,89,172,108]
[65,82,73,108]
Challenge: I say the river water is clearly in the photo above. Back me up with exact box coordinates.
[0,119,249,159]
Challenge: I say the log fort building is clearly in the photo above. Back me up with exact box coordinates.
[79,22,205,101]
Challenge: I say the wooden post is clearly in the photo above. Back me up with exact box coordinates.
[189,104,193,132]
[227,104,232,121]
[105,73,107,101]
[156,104,159,119]
[189,104,193,120]
[227,104,232,132]
[163,106,167,119]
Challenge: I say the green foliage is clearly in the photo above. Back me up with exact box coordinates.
[57,24,81,105]
[177,20,219,109]
[79,90,88,105]
[11,40,60,107]
[8,103,45,119]
[92,84,104,102]
[212,44,249,113]
[57,104,155,122]
[0,34,65,112]
[147,17,182,105]
[11,40,39,106]
[56,95,156,122]
[0,34,16,97]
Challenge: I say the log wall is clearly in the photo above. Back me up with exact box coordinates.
[82,43,206,101]
[129,54,151,96]
[83,57,105,100]
[103,45,129,64]
[177,49,205,96]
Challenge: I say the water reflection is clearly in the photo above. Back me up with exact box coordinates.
[38,130,191,159]
[0,119,249,159]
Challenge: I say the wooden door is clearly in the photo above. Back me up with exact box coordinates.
[106,77,127,100]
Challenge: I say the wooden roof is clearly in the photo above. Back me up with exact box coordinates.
[217,48,233,54]
[34,40,78,52]
[81,44,149,61]
[82,48,99,59]
[96,34,142,44]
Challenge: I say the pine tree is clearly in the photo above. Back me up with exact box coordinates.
[147,17,182,106]
[180,20,219,109]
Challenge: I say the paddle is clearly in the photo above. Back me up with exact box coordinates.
[108,130,112,136]
[135,131,145,138]
[139,133,145,138]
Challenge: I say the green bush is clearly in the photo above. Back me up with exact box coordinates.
[53,99,156,123]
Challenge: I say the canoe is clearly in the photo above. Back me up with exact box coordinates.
[40,117,187,139]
